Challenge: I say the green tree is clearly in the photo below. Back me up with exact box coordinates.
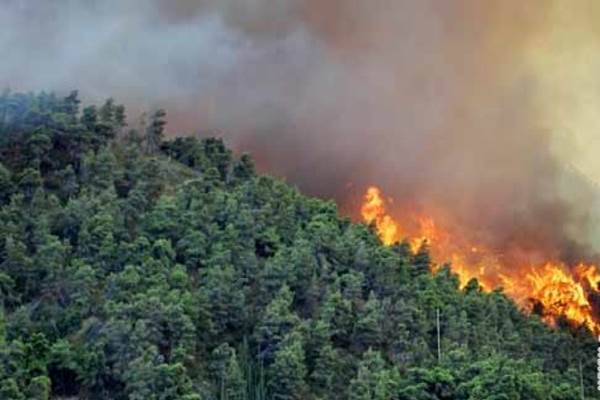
[412,242,431,276]
[352,291,384,352]
[16,168,42,201]
[255,285,300,364]
[310,343,350,400]
[267,333,308,400]
[210,343,246,400]
[233,153,255,182]
[0,162,13,203]
[456,357,545,400]
[26,375,51,400]
[124,346,196,400]
[0,378,24,400]
[146,109,167,154]
[348,349,398,400]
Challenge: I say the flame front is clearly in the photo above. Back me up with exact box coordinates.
[361,187,400,246]
[361,187,424,252]
[361,186,600,334]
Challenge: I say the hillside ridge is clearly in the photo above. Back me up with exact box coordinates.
[0,91,596,399]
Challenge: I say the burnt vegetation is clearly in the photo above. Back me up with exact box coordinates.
[0,91,596,399]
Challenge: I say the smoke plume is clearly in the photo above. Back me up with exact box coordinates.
[3,0,600,262]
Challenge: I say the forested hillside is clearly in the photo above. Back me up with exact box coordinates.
[0,91,597,399]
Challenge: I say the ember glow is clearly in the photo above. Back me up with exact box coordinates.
[361,185,600,334]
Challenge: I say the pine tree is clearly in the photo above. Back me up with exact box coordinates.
[267,333,308,400]
[320,289,354,348]
[310,344,350,400]
[255,285,299,364]
[233,153,255,182]
[146,109,166,154]
[412,241,431,276]
[0,161,12,203]
[26,375,51,400]
[210,343,246,400]
[348,349,397,400]
[352,291,384,352]
[224,350,246,400]
[0,378,24,400]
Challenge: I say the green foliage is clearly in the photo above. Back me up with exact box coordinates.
[0,378,24,400]
[267,333,308,400]
[348,349,399,400]
[0,91,596,399]
[26,375,51,400]
[210,343,246,400]
[146,109,167,155]
[0,162,12,203]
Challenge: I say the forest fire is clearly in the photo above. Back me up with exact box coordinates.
[361,186,600,334]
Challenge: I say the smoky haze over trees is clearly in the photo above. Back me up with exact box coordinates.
[0,91,597,399]
[3,0,600,268]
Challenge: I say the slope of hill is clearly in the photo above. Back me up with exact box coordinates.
[0,91,596,399]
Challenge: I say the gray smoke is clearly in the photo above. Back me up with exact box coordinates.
[2,0,600,261]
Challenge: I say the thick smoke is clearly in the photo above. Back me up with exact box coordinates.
[2,0,600,261]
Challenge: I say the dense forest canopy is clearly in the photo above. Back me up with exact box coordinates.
[0,91,597,399]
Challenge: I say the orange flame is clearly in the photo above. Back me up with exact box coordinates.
[361,186,400,246]
[360,185,600,334]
